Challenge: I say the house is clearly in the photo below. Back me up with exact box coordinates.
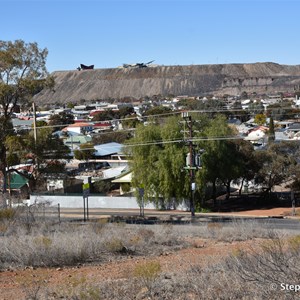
[63,122,94,135]
[277,121,294,129]
[12,118,33,132]
[112,171,133,195]
[71,106,90,119]
[275,129,291,141]
[64,134,92,150]
[244,126,268,142]
[101,166,128,180]
[45,173,83,194]
[94,142,124,159]
[93,121,112,132]
[287,123,300,133]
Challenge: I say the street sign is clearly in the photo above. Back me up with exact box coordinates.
[82,177,91,222]
[83,183,90,190]
[139,188,144,197]
[83,189,90,197]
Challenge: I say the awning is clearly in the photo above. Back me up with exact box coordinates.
[112,172,132,183]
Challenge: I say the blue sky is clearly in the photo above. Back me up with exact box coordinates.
[2,0,300,72]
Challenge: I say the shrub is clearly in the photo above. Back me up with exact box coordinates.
[54,276,101,300]
[0,208,16,220]
[134,260,161,294]
[105,238,126,253]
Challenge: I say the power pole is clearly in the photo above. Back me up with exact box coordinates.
[32,102,37,144]
[182,112,196,217]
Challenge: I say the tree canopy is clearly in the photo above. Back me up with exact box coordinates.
[74,143,95,161]
[128,113,253,211]
[48,112,75,132]
[0,40,51,200]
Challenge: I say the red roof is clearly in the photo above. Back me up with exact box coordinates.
[94,122,112,127]
[68,122,93,127]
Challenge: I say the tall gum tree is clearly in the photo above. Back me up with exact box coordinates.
[0,40,51,204]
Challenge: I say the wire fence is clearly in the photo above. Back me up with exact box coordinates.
[18,203,61,223]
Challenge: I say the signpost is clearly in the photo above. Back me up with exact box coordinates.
[82,178,91,221]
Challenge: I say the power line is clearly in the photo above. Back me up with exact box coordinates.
[39,136,244,153]
[11,105,300,132]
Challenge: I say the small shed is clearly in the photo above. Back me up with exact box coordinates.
[7,173,30,199]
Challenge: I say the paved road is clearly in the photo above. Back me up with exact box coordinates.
[58,208,300,231]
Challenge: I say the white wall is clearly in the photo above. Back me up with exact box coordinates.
[29,194,155,209]
[29,194,188,210]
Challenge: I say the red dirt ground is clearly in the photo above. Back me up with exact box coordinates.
[0,207,298,299]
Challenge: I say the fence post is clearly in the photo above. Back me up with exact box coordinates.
[58,203,61,223]
[43,203,45,221]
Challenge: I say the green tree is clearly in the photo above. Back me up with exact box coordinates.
[0,40,51,200]
[66,102,75,109]
[121,115,141,129]
[117,106,134,118]
[93,180,112,194]
[129,113,257,210]
[156,117,189,205]
[234,140,260,196]
[92,131,132,145]
[254,113,266,126]
[248,102,264,115]
[74,143,95,160]
[5,127,70,191]
[128,122,163,205]
[92,110,115,121]
[268,116,275,142]
[26,128,70,162]
[5,135,24,167]
[128,116,194,209]
[144,106,172,116]
[178,98,226,113]
[48,112,74,131]
[255,141,297,197]
[200,115,237,206]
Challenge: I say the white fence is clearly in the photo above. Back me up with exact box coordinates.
[29,194,153,209]
[29,194,188,210]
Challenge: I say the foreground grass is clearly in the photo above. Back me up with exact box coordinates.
[1,208,300,299]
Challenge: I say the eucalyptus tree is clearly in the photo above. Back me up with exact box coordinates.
[5,123,70,190]
[255,141,298,197]
[0,40,52,200]
[234,140,260,195]
[200,114,238,206]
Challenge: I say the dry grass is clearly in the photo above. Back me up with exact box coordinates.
[1,208,300,299]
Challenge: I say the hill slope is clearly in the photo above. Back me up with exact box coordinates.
[34,62,300,104]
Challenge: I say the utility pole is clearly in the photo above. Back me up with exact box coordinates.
[182,112,196,217]
[32,102,37,144]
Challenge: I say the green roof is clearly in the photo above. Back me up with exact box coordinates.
[64,135,92,145]
[8,173,28,189]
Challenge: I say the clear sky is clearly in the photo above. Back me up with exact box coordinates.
[2,0,300,73]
